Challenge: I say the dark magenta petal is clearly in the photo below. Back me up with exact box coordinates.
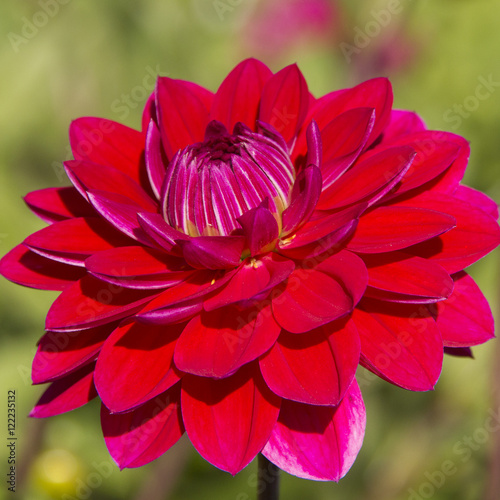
[210,58,272,131]
[30,363,97,418]
[260,318,360,406]
[24,217,132,267]
[65,160,157,210]
[347,206,456,254]
[354,301,443,391]
[32,324,114,384]
[320,108,375,189]
[87,190,156,246]
[85,246,192,290]
[137,212,189,253]
[101,384,184,469]
[281,165,322,235]
[383,110,426,141]
[262,380,366,481]
[436,272,495,347]
[305,120,322,168]
[272,267,353,333]
[363,252,454,303]
[178,236,245,270]
[141,91,155,134]
[70,117,144,184]
[397,193,500,273]
[318,146,416,210]
[145,120,167,199]
[181,363,281,475]
[174,304,280,378]
[259,63,310,145]
[155,77,210,158]
[237,203,279,256]
[24,187,94,223]
[454,185,499,219]
[95,321,183,412]
[0,245,84,291]
[46,275,160,332]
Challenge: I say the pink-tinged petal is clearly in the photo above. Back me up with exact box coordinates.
[141,92,156,134]
[363,252,454,303]
[101,384,184,469]
[262,380,366,481]
[454,185,499,219]
[204,254,294,311]
[87,190,155,246]
[353,301,443,391]
[24,187,94,223]
[137,212,189,253]
[46,275,160,332]
[145,120,167,199]
[318,146,415,210]
[155,77,210,158]
[237,203,279,256]
[398,193,500,273]
[320,108,375,189]
[210,58,272,131]
[181,363,281,475]
[24,217,132,267]
[85,246,192,290]
[444,347,473,358]
[95,321,183,412]
[383,110,426,141]
[70,117,144,184]
[260,318,360,406]
[316,250,368,306]
[272,267,353,333]
[175,304,280,378]
[65,160,157,211]
[347,206,456,254]
[435,271,495,347]
[281,165,322,236]
[305,120,322,168]
[177,236,245,270]
[32,324,114,384]
[259,64,310,145]
[30,363,97,418]
[0,245,84,291]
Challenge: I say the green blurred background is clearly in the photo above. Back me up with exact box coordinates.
[1,1,500,499]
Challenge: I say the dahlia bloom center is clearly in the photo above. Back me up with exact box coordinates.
[161,120,295,237]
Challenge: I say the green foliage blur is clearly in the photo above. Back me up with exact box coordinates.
[1,1,499,499]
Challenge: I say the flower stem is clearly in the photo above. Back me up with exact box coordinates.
[257,453,280,500]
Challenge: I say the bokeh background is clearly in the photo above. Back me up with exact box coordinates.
[1,1,500,499]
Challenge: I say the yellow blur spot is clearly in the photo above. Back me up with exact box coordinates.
[32,449,82,495]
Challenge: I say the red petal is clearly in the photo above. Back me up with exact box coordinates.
[272,267,353,333]
[145,120,167,199]
[181,363,280,475]
[353,301,443,391]
[435,271,495,347]
[347,206,456,254]
[259,64,310,144]
[174,304,280,378]
[24,187,94,223]
[262,380,366,481]
[260,318,360,405]
[95,321,183,412]
[454,185,499,219]
[70,118,144,184]
[30,363,97,418]
[155,78,210,158]
[0,245,84,290]
[383,110,426,141]
[24,217,132,266]
[237,203,279,256]
[101,384,184,469]
[32,324,113,384]
[210,58,272,131]
[46,275,160,331]
[363,252,453,303]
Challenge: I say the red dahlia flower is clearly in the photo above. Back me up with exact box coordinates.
[2,59,499,481]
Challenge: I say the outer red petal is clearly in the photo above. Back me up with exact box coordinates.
[353,301,443,391]
[383,110,426,141]
[259,318,360,405]
[262,380,366,481]
[454,185,499,219]
[181,363,281,475]
[101,384,184,469]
